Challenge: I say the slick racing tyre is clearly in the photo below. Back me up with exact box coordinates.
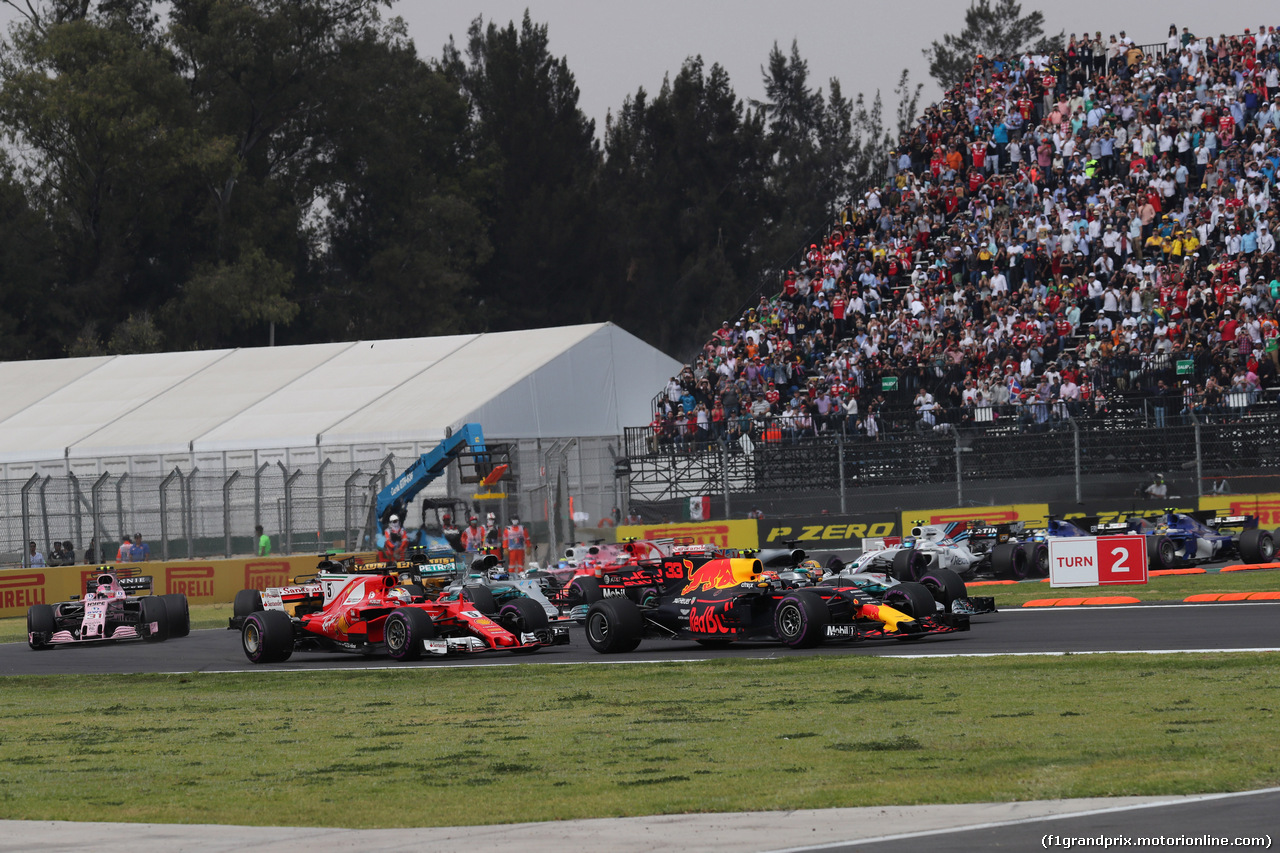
[1238,528,1276,565]
[990,541,1027,580]
[27,604,56,650]
[917,568,967,608]
[584,598,642,653]
[567,576,603,606]
[140,596,169,643]
[891,548,929,583]
[160,594,191,637]
[1020,542,1049,578]
[498,596,550,635]
[461,584,498,615]
[1148,534,1177,571]
[384,608,435,662]
[882,582,936,619]
[773,590,829,649]
[233,589,264,619]
[242,610,294,663]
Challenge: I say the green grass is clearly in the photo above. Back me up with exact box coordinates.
[977,566,1280,608]
[0,656,1277,827]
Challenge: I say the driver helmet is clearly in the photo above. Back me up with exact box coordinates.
[799,558,823,575]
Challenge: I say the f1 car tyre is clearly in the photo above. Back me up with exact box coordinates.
[1238,529,1276,565]
[140,596,169,643]
[27,604,55,650]
[1020,542,1049,578]
[584,598,643,653]
[773,590,829,649]
[160,594,191,638]
[882,582,936,619]
[568,576,603,606]
[990,541,1027,580]
[384,607,435,662]
[461,584,498,615]
[917,568,967,608]
[498,596,551,634]
[891,548,929,583]
[242,610,294,663]
[1148,535,1176,571]
[233,589,264,619]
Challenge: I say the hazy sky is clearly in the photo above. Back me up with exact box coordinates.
[2,1,1278,134]
[397,0,1279,133]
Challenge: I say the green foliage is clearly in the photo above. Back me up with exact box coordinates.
[0,3,918,361]
[923,0,1064,91]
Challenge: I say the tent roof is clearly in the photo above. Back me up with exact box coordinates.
[0,323,679,464]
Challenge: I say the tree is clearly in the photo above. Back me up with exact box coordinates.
[444,13,601,331]
[599,57,769,354]
[923,0,1063,92]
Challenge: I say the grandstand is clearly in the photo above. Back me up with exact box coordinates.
[631,26,1280,517]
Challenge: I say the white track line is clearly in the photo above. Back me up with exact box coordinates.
[760,787,1280,853]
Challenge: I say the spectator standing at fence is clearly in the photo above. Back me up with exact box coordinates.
[49,541,66,566]
[255,524,271,556]
[28,541,45,568]
[116,534,132,563]
[83,538,97,565]
[130,533,150,562]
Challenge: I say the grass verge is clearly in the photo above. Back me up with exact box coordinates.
[0,655,1277,827]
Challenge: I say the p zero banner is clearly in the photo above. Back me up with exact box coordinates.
[757,517,897,550]
[903,504,1050,537]
[0,554,374,619]
[616,520,759,550]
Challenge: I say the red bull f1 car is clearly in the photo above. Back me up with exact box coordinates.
[581,544,969,653]
[27,570,190,649]
[229,555,568,663]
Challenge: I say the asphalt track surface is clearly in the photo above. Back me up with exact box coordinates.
[3,602,1278,852]
[3,600,1279,675]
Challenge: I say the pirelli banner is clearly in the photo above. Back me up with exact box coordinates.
[616,520,760,551]
[902,504,1051,537]
[1198,493,1280,527]
[0,553,377,619]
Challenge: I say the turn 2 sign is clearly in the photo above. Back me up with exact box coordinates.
[1048,535,1148,587]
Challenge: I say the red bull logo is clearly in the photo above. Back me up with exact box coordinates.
[245,561,291,591]
[166,566,214,599]
[0,573,45,609]
[680,559,740,595]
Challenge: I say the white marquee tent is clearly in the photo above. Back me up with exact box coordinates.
[0,322,680,479]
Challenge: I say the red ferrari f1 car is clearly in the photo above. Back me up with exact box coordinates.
[231,557,568,663]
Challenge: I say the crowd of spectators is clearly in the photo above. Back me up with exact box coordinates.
[653,24,1280,449]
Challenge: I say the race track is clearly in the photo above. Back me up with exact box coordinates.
[3,601,1278,675]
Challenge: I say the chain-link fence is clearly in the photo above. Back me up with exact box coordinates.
[2,435,630,569]
[623,415,1280,522]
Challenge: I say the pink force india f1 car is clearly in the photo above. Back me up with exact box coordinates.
[27,569,191,649]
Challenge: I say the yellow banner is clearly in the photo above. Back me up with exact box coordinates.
[0,553,377,619]
[1198,493,1280,527]
[616,520,759,550]
[903,504,1050,533]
